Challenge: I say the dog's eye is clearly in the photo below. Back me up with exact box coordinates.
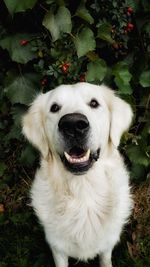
[89,99,100,108]
[50,103,61,113]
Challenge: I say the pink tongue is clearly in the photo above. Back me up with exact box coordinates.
[69,147,85,158]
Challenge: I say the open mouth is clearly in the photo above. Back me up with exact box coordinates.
[64,147,90,164]
[60,146,100,174]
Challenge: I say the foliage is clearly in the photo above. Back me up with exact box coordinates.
[0,0,150,266]
[0,0,149,181]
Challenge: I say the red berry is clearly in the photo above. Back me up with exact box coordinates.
[61,63,70,74]
[127,7,133,14]
[20,39,29,46]
[127,23,134,30]
[80,74,86,82]
[62,66,68,73]
[41,78,47,86]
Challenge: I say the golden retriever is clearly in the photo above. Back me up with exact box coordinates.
[22,83,133,267]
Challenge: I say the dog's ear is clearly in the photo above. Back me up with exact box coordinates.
[110,94,133,147]
[22,94,49,159]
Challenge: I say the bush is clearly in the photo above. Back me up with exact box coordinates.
[1,0,149,181]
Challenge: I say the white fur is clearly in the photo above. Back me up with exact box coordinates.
[22,83,133,267]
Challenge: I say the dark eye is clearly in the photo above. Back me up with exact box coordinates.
[89,99,100,108]
[50,103,61,113]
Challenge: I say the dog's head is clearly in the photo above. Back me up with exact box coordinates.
[22,83,133,174]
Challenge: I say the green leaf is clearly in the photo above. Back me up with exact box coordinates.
[139,70,150,87]
[43,11,59,42]
[130,164,146,181]
[113,63,132,94]
[74,27,96,58]
[42,7,72,42]
[45,0,55,3]
[20,145,37,166]
[4,72,40,105]
[56,6,72,34]
[5,125,21,141]
[125,0,139,12]
[75,3,94,24]
[127,145,150,167]
[142,0,150,11]
[86,59,107,82]
[114,75,132,94]
[97,22,114,44]
[0,34,37,64]
[0,162,7,177]
[3,0,37,15]
[11,105,27,126]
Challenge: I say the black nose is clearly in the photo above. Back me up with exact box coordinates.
[58,113,90,137]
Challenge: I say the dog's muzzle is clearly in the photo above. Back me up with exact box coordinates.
[58,113,100,174]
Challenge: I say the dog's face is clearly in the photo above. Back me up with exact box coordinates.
[22,83,132,174]
[44,84,110,174]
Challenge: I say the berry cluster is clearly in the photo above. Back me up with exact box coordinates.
[111,5,134,57]
[90,1,135,59]
[127,7,133,16]
[20,39,29,46]
[125,7,134,33]
[61,62,70,74]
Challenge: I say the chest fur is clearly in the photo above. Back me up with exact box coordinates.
[33,174,113,239]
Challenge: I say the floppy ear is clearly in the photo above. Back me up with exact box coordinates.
[110,94,133,147]
[22,94,49,159]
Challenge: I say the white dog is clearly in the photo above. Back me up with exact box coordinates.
[22,83,133,267]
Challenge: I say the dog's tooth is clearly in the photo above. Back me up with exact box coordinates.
[72,158,77,163]
[71,158,75,163]
[79,157,83,163]
[85,149,90,160]
[82,156,86,162]
[64,151,71,162]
